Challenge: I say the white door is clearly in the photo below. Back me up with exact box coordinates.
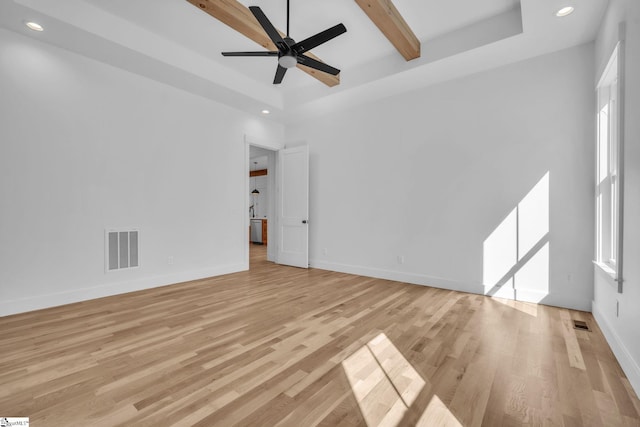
[277,145,309,268]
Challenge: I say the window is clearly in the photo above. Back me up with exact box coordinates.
[595,45,621,279]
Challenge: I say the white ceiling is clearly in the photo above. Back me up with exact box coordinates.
[0,0,608,123]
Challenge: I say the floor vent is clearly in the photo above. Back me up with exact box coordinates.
[106,229,139,271]
[573,320,590,331]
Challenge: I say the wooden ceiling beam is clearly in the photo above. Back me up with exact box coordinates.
[354,0,420,61]
[186,0,340,87]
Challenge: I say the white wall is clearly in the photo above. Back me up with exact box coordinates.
[592,0,640,396]
[289,43,595,311]
[0,28,284,316]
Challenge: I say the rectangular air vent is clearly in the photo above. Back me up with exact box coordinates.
[573,320,590,332]
[106,229,139,271]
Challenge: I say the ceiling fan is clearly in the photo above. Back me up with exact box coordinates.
[221,0,347,84]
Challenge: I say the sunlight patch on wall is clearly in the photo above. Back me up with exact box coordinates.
[483,172,550,303]
[514,242,549,294]
[517,173,549,259]
[483,207,517,287]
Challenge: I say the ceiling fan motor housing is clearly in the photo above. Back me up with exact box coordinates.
[279,38,298,68]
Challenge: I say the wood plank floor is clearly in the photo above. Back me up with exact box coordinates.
[1,245,639,426]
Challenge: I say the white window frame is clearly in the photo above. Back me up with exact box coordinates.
[595,36,624,293]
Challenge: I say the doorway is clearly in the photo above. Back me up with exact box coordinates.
[245,140,310,270]
[248,145,277,269]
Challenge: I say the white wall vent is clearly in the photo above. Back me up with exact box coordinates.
[106,229,139,271]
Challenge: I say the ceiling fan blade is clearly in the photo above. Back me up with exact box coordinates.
[221,51,279,57]
[273,65,287,84]
[297,55,340,76]
[292,23,347,55]
[249,6,288,52]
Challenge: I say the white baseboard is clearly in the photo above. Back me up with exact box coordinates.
[311,260,590,311]
[0,262,247,317]
[592,300,640,398]
[309,259,485,295]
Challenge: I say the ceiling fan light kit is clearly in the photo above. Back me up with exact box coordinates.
[278,53,297,69]
[221,0,346,84]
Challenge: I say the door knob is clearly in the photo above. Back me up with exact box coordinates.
[302,220,308,224]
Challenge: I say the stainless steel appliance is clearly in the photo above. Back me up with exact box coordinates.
[250,219,263,244]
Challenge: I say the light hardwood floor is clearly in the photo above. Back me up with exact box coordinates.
[1,245,639,426]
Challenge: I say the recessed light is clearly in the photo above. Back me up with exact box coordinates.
[25,21,44,31]
[556,6,574,17]
[261,109,270,115]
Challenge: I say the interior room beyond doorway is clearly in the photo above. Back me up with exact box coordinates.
[249,145,274,267]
